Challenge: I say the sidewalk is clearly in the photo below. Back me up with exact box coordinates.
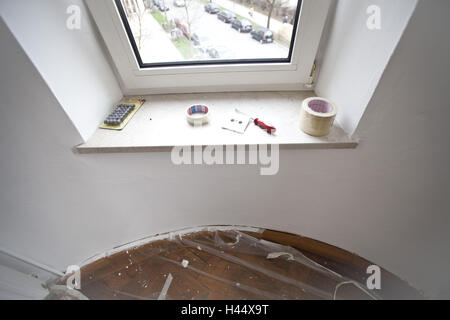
[128,11,184,63]
[215,0,284,33]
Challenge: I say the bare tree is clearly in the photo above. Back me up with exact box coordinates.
[264,0,287,29]
[161,0,169,29]
[123,0,148,50]
[183,0,192,37]
[182,0,203,39]
[136,3,146,49]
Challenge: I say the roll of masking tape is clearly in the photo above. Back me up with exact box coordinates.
[300,97,337,137]
[186,105,210,126]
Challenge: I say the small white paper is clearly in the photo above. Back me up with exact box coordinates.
[222,113,251,134]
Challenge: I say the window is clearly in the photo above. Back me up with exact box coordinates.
[86,0,331,94]
[118,0,298,66]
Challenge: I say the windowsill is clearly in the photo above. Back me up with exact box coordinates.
[75,91,357,153]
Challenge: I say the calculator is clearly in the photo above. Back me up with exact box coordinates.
[100,99,145,130]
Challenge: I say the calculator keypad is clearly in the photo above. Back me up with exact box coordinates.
[104,104,135,126]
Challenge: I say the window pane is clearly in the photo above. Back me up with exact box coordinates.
[117,0,302,67]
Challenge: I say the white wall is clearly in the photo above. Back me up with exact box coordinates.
[0,0,123,141]
[0,265,49,299]
[1,0,450,298]
[316,0,418,135]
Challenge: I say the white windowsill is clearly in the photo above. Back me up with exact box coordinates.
[75,91,357,153]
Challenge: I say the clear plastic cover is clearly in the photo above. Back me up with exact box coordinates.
[50,230,380,300]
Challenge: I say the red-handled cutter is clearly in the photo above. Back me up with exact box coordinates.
[235,109,276,134]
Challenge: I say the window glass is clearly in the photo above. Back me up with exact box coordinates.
[116,0,302,66]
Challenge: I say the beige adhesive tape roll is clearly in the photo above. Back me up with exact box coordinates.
[300,97,337,137]
[186,105,210,126]
[186,112,209,126]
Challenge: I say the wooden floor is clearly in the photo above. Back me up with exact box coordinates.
[64,229,422,300]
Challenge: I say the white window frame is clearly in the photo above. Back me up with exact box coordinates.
[86,0,332,95]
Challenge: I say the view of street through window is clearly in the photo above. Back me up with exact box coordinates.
[120,0,300,64]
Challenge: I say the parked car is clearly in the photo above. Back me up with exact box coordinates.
[192,37,216,58]
[191,34,233,60]
[231,19,253,33]
[173,0,184,7]
[158,4,170,11]
[250,28,274,43]
[204,3,220,14]
[192,34,210,48]
[205,45,232,59]
[174,18,194,40]
[217,11,236,23]
[206,47,220,58]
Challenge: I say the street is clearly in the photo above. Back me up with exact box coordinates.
[138,0,289,63]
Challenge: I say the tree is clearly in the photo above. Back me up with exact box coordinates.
[135,2,146,50]
[123,0,148,50]
[161,0,169,29]
[264,0,287,29]
[183,0,192,38]
[182,0,203,39]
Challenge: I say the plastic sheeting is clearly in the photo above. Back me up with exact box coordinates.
[51,230,380,300]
